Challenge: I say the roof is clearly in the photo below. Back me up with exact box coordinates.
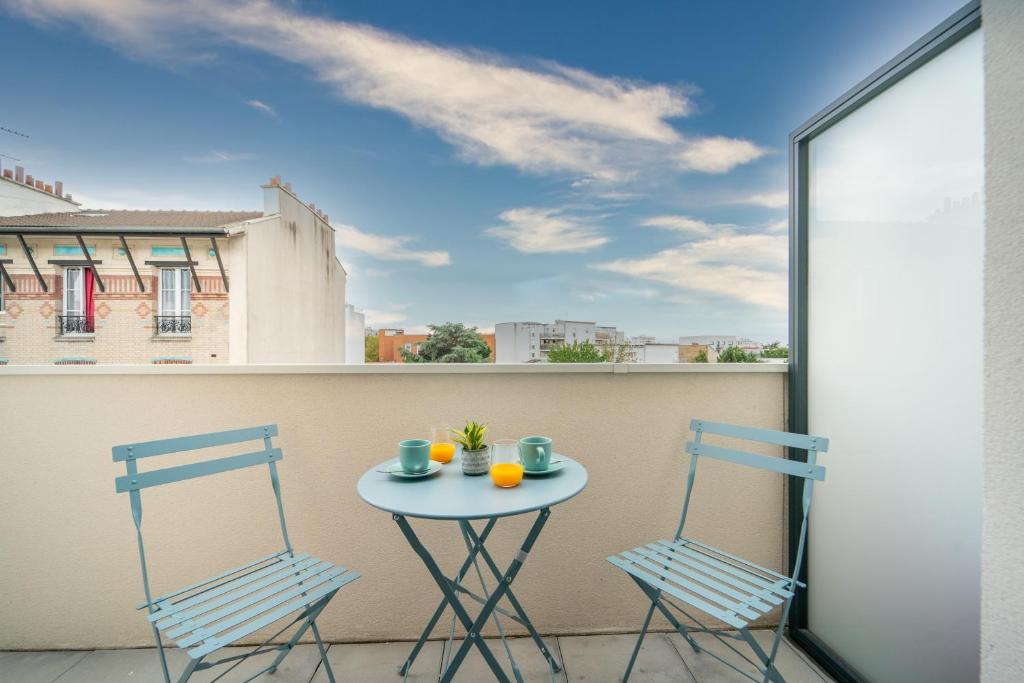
[0,209,263,234]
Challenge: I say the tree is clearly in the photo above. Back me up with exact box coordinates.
[400,323,491,363]
[601,343,637,363]
[547,340,606,363]
[718,345,761,363]
[693,349,709,363]
[364,333,379,362]
[761,341,789,359]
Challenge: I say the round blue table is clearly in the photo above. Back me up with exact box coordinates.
[357,452,588,682]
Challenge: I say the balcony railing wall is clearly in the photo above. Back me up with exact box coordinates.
[0,364,786,650]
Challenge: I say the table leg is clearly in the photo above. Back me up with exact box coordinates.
[394,514,512,682]
[439,509,550,683]
[462,520,562,675]
[399,519,497,676]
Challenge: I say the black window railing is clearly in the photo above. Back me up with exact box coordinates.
[57,315,95,335]
[154,315,192,335]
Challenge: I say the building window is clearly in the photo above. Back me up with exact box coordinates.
[60,266,94,334]
[157,268,192,335]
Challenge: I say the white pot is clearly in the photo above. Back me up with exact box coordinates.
[461,446,490,475]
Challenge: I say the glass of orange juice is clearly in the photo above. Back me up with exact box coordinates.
[490,439,523,488]
[429,425,456,463]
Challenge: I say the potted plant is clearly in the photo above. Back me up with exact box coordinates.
[452,421,489,475]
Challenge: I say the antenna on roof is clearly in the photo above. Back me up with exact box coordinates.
[0,125,29,139]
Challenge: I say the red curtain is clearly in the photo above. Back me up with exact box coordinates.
[84,268,95,332]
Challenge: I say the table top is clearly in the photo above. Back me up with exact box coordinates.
[357,452,588,520]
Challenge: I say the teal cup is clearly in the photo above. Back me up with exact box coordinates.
[398,439,431,473]
[519,436,552,472]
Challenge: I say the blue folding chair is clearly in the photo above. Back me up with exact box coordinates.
[607,419,829,683]
[113,424,359,682]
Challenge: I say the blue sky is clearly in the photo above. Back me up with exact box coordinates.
[0,0,966,342]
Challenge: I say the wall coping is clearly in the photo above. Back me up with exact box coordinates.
[0,362,788,376]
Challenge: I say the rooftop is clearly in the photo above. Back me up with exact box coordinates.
[0,209,264,232]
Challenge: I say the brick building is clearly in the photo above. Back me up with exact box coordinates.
[0,177,349,365]
[377,328,496,363]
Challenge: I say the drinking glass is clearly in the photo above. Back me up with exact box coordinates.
[429,424,455,463]
[490,439,523,488]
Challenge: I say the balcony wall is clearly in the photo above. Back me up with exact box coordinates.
[0,364,786,649]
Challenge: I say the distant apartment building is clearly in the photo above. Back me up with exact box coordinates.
[496,319,636,363]
[678,334,763,354]
[629,342,680,364]
[376,328,496,363]
[679,342,714,363]
[0,166,79,216]
[0,176,350,365]
[344,305,366,364]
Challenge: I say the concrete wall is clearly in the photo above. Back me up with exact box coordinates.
[0,364,787,649]
[0,176,79,216]
[981,1,1024,679]
[240,186,346,363]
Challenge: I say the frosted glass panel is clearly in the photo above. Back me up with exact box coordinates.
[806,30,982,682]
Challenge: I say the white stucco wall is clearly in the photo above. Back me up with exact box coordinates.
[238,186,346,363]
[0,176,79,216]
[981,1,1024,680]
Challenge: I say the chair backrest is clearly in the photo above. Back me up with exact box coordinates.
[113,424,293,611]
[676,419,830,590]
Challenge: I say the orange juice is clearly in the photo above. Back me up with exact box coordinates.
[490,463,524,488]
[430,442,456,463]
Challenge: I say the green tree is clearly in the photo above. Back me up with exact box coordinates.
[761,341,789,359]
[693,349,709,363]
[364,333,379,362]
[601,343,637,363]
[718,345,761,363]
[400,323,491,363]
[547,340,606,363]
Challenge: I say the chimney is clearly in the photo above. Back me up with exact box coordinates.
[34,179,44,190]
[284,182,292,192]
[270,175,281,186]
[2,169,11,180]
[45,184,53,194]
[65,194,73,202]
[323,214,329,223]
[55,180,63,196]
[15,166,23,183]
[25,174,33,186]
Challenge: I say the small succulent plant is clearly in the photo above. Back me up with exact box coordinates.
[451,421,487,452]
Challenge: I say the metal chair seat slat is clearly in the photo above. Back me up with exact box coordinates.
[186,571,360,659]
[161,558,333,635]
[680,537,801,587]
[607,555,748,629]
[136,551,287,610]
[628,546,776,612]
[147,553,312,622]
[175,565,353,649]
[618,550,762,620]
[639,543,784,606]
[651,540,794,599]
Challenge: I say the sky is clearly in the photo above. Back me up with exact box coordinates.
[0,0,967,342]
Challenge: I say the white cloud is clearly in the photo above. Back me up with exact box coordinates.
[335,223,450,267]
[763,218,788,233]
[245,99,277,117]
[184,150,257,163]
[5,0,765,181]
[485,207,609,254]
[593,232,787,309]
[677,137,766,173]
[737,190,788,208]
[640,214,734,236]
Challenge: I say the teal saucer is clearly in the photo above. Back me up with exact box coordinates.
[384,460,442,479]
[523,459,566,476]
